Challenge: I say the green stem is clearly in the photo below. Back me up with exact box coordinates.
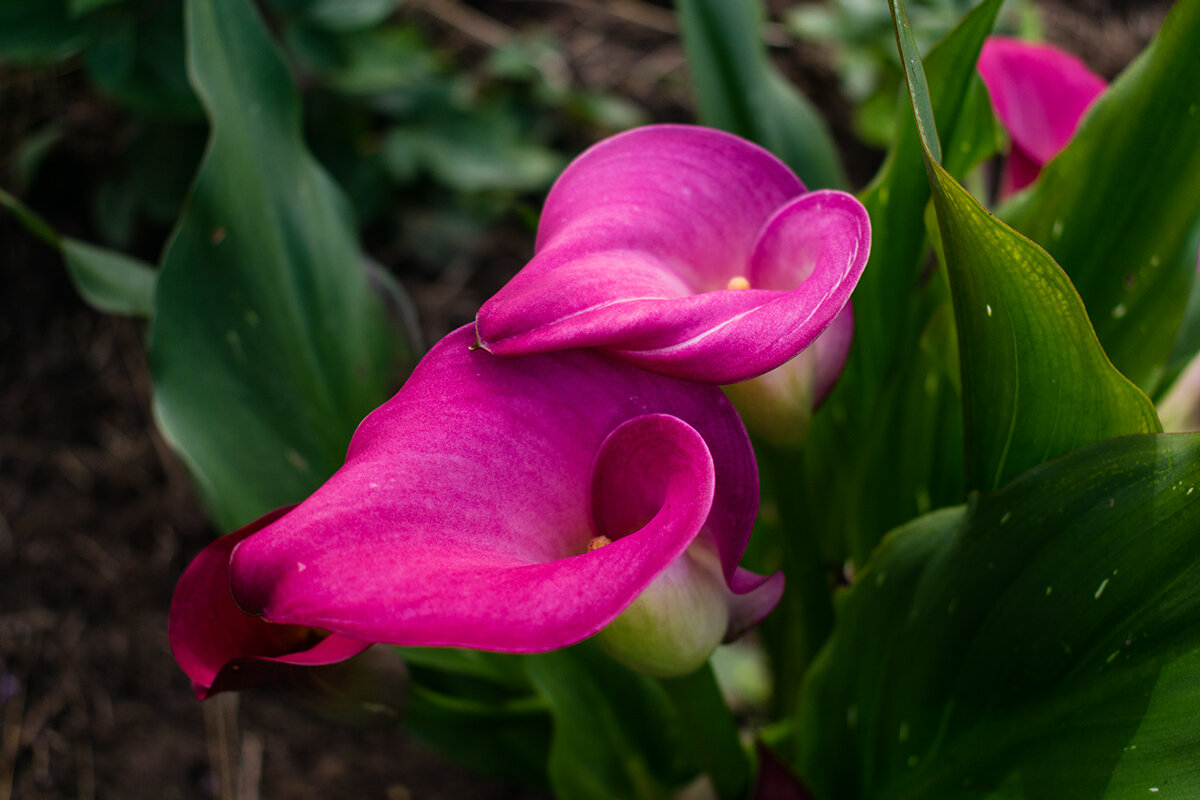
[759,442,835,716]
[661,661,751,800]
[0,186,62,251]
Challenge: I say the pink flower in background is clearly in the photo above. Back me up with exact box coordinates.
[474,125,870,385]
[170,327,783,695]
[977,36,1107,196]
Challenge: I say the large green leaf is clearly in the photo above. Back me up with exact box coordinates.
[1000,0,1200,394]
[676,0,847,190]
[149,0,415,530]
[890,0,1160,491]
[795,432,1200,799]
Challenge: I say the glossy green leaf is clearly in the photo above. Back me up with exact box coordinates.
[795,433,1200,800]
[890,0,1160,491]
[526,645,697,800]
[932,165,1161,489]
[676,0,846,189]
[150,0,415,530]
[1000,0,1200,394]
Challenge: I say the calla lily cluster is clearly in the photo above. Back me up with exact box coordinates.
[170,125,870,697]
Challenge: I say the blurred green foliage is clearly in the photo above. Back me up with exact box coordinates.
[1,0,646,262]
[786,0,1039,145]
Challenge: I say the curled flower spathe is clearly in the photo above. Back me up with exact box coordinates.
[474,125,870,385]
[170,327,783,695]
[977,36,1107,197]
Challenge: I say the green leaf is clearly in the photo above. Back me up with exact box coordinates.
[793,0,999,573]
[67,0,130,17]
[890,0,1160,491]
[405,681,552,786]
[795,432,1200,800]
[526,645,698,800]
[835,0,1000,407]
[83,2,201,118]
[283,23,440,96]
[1000,0,1200,394]
[62,238,156,317]
[0,186,156,317]
[932,165,1161,489]
[382,110,565,193]
[676,0,847,189]
[150,0,415,530]
[270,0,401,31]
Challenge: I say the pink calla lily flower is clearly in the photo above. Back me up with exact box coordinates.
[977,36,1107,196]
[170,327,783,696]
[474,125,870,385]
[170,506,372,699]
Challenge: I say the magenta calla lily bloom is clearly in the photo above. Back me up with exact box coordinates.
[170,327,783,695]
[474,125,870,385]
[170,507,371,700]
[977,36,1107,196]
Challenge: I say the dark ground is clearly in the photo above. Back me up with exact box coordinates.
[0,1,1171,798]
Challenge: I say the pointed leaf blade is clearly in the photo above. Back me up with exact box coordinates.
[150,0,414,529]
[796,432,1200,800]
[889,0,1160,491]
[1001,0,1200,393]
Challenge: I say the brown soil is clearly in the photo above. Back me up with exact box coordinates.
[0,1,1169,798]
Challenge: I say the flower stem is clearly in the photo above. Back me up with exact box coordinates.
[758,442,835,715]
[661,661,750,800]
[0,186,62,251]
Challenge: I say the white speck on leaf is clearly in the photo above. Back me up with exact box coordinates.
[1095,578,1110,599]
